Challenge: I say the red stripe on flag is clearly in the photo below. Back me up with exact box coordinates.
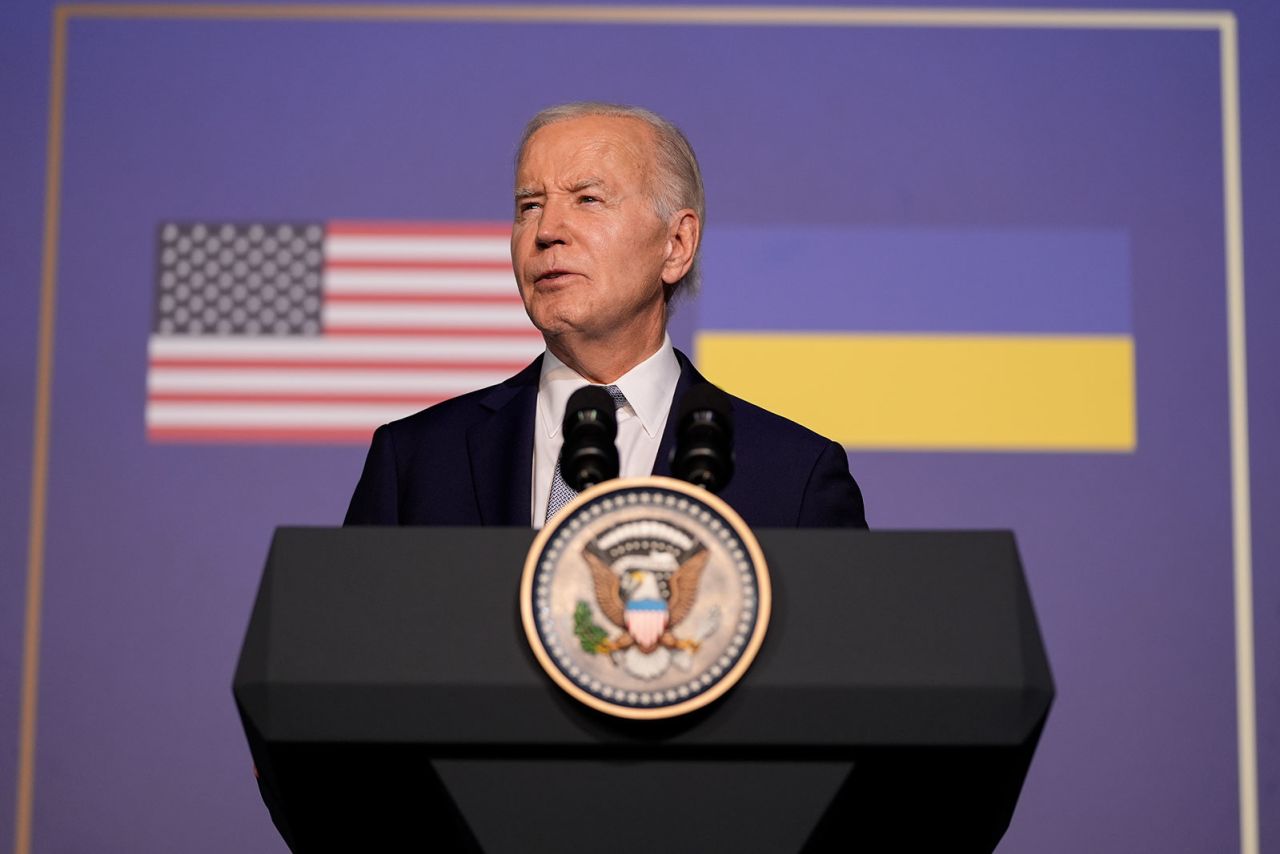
[148,427,378,444]
[324,293,522,305]
[148,392,454,405]
[323,326,540,338]
[327,221,511,237]
[325,259,512,271]
[149,358,532,372]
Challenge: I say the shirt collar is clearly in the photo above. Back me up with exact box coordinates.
[538,334,680,439]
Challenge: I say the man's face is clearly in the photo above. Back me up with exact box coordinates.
[511,116,678,345]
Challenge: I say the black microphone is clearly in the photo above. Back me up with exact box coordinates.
[671,383,734,493]
[559,385,620,490]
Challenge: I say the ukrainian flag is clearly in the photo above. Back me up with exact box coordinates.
[695,228,1135,452]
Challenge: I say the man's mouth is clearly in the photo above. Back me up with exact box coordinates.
[535,268,577,284]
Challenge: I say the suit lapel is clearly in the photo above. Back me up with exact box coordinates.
[468,356,541,525]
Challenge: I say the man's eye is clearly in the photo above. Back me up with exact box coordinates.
[578,195,600,204]
[518,201,541,214]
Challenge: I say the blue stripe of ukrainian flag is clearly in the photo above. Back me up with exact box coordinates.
[694,227,1135,452]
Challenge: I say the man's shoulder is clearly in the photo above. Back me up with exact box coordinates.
[384,384,495,434]
[378,356,541,440]
[675,348,830,449]
[713,386,866,529]
[727,391,833,450]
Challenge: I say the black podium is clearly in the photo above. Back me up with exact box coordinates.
[234,528,1052,853]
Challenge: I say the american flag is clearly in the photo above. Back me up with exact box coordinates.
[146,221,543,442]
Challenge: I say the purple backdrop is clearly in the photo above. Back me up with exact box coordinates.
[2,2,1278,852]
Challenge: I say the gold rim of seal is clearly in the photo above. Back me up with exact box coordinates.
[520,475,772,720]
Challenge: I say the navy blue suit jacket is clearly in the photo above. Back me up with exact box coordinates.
[344,350,866,528]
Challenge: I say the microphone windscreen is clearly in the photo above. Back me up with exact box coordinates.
[563,385,616,433]
[672,383,734,493]
[560,385,620,490]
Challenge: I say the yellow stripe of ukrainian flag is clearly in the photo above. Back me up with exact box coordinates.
[695,332,1135,451]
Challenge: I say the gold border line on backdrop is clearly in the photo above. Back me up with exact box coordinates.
[17,6,1255,854]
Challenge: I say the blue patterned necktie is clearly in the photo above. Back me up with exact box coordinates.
[545,384,628,523]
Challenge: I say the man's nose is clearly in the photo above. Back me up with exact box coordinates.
[535,199,570,249]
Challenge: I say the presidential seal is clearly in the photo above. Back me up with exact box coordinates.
[520,476,770,720]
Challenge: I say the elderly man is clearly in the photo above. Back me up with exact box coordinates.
[345,102,866,529]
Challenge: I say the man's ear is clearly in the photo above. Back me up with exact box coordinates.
[660,210,700,285]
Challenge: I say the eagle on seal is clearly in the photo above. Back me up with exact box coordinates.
[583,544,709,655]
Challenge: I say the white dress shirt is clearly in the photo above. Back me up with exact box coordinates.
[532,335,681,527]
